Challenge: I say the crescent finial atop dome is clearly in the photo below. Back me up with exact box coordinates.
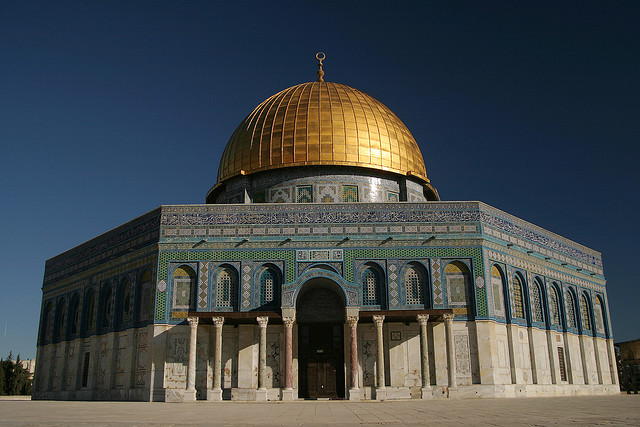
[316,52,325,82]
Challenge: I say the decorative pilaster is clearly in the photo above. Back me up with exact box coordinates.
[255,316,269,401]
[417,314,432,399]
[282,316,296,401]
[443,313,457,394]
[347,315,361,401]
[209,316,224,401]
[372,315,386,400]
[184,316,199,401]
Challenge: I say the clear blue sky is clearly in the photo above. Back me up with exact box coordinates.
[1,1,638,359]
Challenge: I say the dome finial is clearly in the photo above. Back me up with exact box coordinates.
[316,52,325,82]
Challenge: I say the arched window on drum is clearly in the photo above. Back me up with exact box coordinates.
[403,262,427,306]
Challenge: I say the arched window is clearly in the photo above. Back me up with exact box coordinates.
[99,284,113,330]
[41,301,53,344]
[565,289,577,329]
[512,275,525,319]
[490,265,505,315]
[83,288,96,333]
[216,266,237,309]
[532,279,544,324]
[69,293,80,336]
[444,261,470,308]
[118,277,132,328]
[580,293,591,332]
[172,266,196,310]
[594,296,606,335]
[361,265,382,306]
[403,262,426,306]
[258,266,279,307]
[54,298,66,341]
[137,270,153,323]
[549,284,561,326]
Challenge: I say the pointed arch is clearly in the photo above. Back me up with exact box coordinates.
[54,298,67,341]
[565,288,577,329]
[359,262,385,307]
[82,288,96,334]
[171,265,197,311]
[214,264,239,310]
[255,263,282,309]
[549,283,562,327]
[402,261,428,307]
[444,260,471,308]
[532,277,545,324]
[68,292,81,336]
[580,292,592,333]
[490,264,506,316]
[117,276,132,329]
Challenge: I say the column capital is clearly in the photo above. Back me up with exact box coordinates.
[372,315,385,327]
[442,313,454,324]
[417,314,430,326]
[256,316,269,328]
[211,316,225,327]
[282,316,295,328]
[187,316,199,327]
[347,315,359,328]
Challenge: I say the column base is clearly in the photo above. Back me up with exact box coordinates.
[281,388,297,401]
[254,388,268,401]
[207,388,223,401]
[447,386,459,398]
[183,389,197,402]
[347,388,361,401]
[374,387,387,401]
[420,387,433,399]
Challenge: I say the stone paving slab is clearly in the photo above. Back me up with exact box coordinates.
[0,395,638,426]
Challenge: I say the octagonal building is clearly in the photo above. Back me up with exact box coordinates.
[34,57,619,401]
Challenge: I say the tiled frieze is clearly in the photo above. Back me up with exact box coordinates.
[160,202,600,271]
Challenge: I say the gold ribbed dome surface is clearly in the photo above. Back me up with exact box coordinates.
[217,81,429,183]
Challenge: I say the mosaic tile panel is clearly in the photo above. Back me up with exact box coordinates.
[431,258,443,307]
[387,261,399,308]
[197,261,209,310]
[296,185,313,203]
[242,264,252,309]
[343,185,358,202]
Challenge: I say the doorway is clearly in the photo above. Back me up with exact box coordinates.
[296,281,346,399]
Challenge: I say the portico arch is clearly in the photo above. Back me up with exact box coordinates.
[295,277,347,399]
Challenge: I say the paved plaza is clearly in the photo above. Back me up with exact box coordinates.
[0,394,638,426]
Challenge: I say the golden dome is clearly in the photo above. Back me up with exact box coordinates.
[217,81,430,183]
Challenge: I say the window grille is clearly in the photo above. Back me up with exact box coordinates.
[558,347,567,381]
[362,268,380,306]
[549,287,561,326]
[533,284,544,323]
[404,266,424,305]
[260,269,276,305]
[566,291,577,328]
[513,276,525,319]
[216,269,235,308]
[581,295,591,331]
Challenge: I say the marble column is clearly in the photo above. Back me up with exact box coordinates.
[209,316,224,401]
[282,316,296,401]
[184,316,199,401]
[443,313,457,394]
[417,314,432,399]
[255,316,269,401]
[347,315,361,401]
[372,315,386,400]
